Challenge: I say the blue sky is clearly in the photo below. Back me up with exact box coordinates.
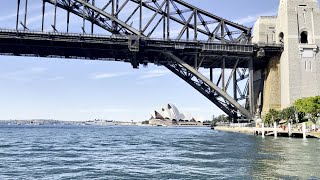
[0,0,280,121]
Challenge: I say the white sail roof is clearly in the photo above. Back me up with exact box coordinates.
[151,104,197,121]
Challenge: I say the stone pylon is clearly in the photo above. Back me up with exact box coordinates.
[253,0,320,116]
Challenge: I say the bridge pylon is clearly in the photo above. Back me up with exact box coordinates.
[253,0,320,116]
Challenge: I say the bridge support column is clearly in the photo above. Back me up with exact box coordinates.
[302,122,307,139]
[248,58,255,117]
[131,53,138,69]
[274,122,277,138]
[262,123,265,138]
[288,122,292,137]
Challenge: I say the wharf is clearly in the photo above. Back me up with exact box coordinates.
[257,128,319,138]
[215,126,320,139]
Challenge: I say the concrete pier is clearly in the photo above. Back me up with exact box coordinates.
[274,122,277,138]
[302,122,307,139]
[288,122,292,137]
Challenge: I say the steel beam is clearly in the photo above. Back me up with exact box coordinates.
[222,56,225,91]
[42,1,45,31]
[53,0,57,31]
[164,59,234,117]
[16,0,21,30]
[91,0,95,34]
[163,51,253,119]
[194,10,197,40]
[42,0,251,42]
[129,0,250,42]
[82,1,86,33]
[233,68,237,101]
[139,0,142,32]
[46,0,142,35]
[24,0,28,31]
[166,0,170,39]
[143,1,166,34]
[248,57,255,115]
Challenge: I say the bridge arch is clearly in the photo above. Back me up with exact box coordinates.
[0,0,283,121]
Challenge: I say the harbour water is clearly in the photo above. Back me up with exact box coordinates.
[0,125,319,179]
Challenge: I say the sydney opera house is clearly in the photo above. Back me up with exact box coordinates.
[149,104,202,126]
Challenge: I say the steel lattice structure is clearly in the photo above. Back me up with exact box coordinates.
[36,0,251,42]
[0,0,282,120]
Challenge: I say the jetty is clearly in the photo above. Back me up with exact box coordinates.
[254,122,319,139]
[215,122,319,139]
[256,127,318,138]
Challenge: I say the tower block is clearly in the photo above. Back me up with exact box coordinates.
[253,0,320,116]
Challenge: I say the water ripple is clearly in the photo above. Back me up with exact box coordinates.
[0,125,319,179]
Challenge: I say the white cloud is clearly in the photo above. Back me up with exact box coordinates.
[79,107,133,113]
[233,10,278,25]
[140,69,171,79]
[27,9,54,26]
[30,67,47,73]
[0,13,19,23]
[91,72,129,80]
[0,4,41,22]
[0,67,47,82]
[48,76,64,81]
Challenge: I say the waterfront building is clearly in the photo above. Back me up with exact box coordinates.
[149,104,203,126]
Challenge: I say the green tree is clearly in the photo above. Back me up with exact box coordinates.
[142,120,149,124]
[280,106,296,124]
[315,96,320,120]
[294,96,320,126]
[212,114,229,126]
[263,109,280,126]
[297,111,306,123]
[263,112,272,126]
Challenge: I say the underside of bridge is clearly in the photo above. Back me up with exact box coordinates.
[0,0,282,120]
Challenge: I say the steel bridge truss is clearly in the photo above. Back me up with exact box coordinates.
[9,0,261,119]
[16,0,251,42]
[162,52,253,120]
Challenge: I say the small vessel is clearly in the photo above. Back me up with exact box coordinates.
[156,124,167,127]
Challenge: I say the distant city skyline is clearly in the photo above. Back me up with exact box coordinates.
[0,0,280,121]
